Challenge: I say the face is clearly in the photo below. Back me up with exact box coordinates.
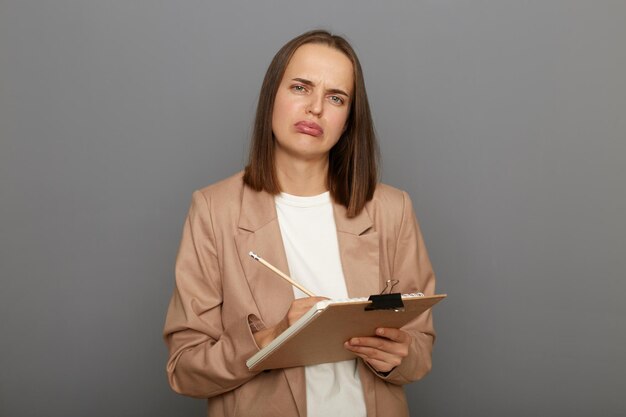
[272,43,354,163]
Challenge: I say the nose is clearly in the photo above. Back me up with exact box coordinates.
[306,92,324,116]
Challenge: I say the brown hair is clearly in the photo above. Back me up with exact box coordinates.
[243,30,379,218]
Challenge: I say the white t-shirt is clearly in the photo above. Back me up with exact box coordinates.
[275,192,367,417]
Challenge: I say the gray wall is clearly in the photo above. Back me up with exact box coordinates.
[1,1,624,416]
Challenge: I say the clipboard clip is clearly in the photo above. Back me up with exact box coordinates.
[365,280,404,312]
[380,279,399,295]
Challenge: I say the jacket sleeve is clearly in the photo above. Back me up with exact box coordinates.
[375,191,437,385]
[163,191,261,398]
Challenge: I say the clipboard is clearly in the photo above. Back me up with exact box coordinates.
[246,293,446,371]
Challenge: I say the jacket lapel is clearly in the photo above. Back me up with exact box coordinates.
[233,185,306,416]
[234,185,294,326]
[333,203,380,298]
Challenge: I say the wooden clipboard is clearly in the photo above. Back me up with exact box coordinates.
[246,293,446,371]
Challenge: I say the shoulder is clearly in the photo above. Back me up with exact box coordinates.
[196,171,245,201]
[363,182,415,227]
[371,182,408,205]
[188,171,246,220]
[369,182,413,212]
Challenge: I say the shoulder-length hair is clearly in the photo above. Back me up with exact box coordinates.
[243,30,379,218]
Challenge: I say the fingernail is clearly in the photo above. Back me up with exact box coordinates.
[377,328,384,336]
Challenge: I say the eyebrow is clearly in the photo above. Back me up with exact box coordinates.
[292,78,350,98]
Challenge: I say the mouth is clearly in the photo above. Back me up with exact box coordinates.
[294,120,324,137]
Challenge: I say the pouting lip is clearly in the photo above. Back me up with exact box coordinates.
[294,120,324,136]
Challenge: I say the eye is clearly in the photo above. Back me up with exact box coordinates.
[291,84,307,93]
[329,95,345,105]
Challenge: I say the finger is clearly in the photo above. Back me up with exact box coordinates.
[348,336,388,350]
[347,336,409,356]
[349,352,395,373]
[360,357,395,373]
[346,339,407,359]
[287,297,328,324]
[344,342,402,372]
[375,328,410,343]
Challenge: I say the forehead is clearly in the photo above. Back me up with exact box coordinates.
[283,43,354,93]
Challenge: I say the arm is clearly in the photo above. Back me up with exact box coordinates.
[346,191,437,384]
[163,191,261,398]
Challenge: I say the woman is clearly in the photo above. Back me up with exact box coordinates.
[163,30,436,417]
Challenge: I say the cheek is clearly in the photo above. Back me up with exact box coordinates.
[271,101,287,132]
[272,95,299,126]
[328,111,350,134]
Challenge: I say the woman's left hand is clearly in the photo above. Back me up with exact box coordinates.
[344,328,411,374]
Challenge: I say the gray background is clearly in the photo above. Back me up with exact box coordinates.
[1,1,624,416]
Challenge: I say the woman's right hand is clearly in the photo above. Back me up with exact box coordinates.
[253,297,328,348]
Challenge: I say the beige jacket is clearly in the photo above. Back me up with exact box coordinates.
[163,172,437,416]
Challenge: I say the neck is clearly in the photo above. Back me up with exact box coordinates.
[275,154,329,196]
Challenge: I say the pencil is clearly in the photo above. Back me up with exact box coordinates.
[248,251,317,297]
